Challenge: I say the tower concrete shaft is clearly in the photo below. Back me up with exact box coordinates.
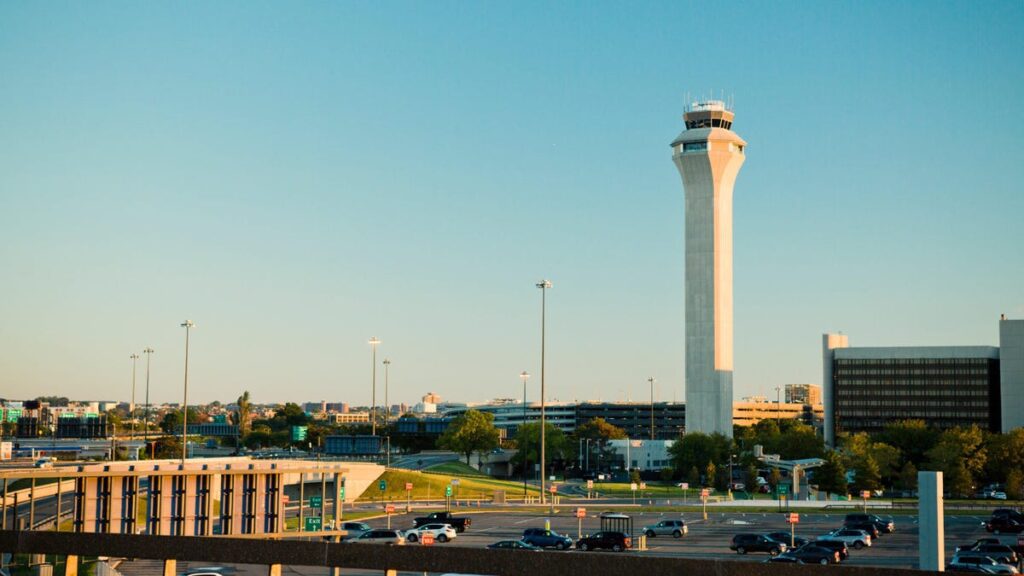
[671,100,746,438]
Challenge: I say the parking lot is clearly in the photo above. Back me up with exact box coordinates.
[356,508,998,569]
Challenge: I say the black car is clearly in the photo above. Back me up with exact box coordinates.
[729,534,787,556]
[764,556,802,564]
[766,532,808,548]
[575,531,631,552]
[962,544,1018,565]
[986,515,1024,534]
[992,509,1024,522]
[778,545,840,565]
[844,513,895,534]
[810,539,850,561]
[522,528,574,550]
[487,540,543,551]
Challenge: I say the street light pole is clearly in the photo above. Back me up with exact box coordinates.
[130,353,140,437]
[648,376,655,440]
[536,279,552,503]
[369,337,381,438]
[180,320,195,465]
[383,357,391,467]
[775,386,781,424]
[143,347,154,457]
[519,371,530,497]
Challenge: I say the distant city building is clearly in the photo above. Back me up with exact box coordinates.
[442,401,685,438]
[732,398,823,429]
[330,412,370,425]
[822,317,1024,444]
[56,415,111,439]
[671,99,747,438]
[422,392,442,404]
[785,384,821,405]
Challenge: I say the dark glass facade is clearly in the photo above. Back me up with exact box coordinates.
[832,356,1001,435]
[575,402,686,440]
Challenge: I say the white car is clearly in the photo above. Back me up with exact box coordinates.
[818,528,872,549]
[405,523,457,543]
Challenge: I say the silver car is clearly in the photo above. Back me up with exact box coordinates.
[339,521,372,541]
[642,519,688,538]
[350,529,406,545]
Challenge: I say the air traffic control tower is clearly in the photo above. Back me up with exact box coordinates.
[671,100,746,438]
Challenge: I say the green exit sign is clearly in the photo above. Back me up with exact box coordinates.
[310,496,322,508]
[379,479,387,492]
[304,517,322,532]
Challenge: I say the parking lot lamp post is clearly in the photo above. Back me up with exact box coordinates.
[520,371,530,498]
[383,357,391,467]
[143,347,154,455]
[369,337,381,437]
[536,279,552,503]
[648,376,655,440]
[129,353,140,436]
[180,320,195,465]
[775,386,781,423]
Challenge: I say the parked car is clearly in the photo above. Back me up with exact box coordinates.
[404,523,457,543]
[949,554,1020,574]
[956,543,1019,565]
[764,556,803,564]
[986,516,1024,535]
[575,531,631,552]
[642,520,688,538]
[487,540,543,551]
[522,528,574,549]
[338,521,372,541]
[992,509,1024,521]
[844,520,881,539]
[810,539,850,561]
[777,545,841,565]
[818,528,872,549]
[845,513,895,534]
[765,532,808,548]
[990,492,1009,500]
[350,529,406,545]
[412,512,471,532]
[729,534,787,556]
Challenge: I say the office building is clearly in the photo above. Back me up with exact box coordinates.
[822,317,1024,443]
[732,398,823,428]
[785,384,821,405]
[671,99,747,438]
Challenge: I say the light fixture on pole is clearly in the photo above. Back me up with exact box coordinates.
[536,279,552,503]
[519,370,530,497]
[130,353,140,436]
[775,386,781,423]
[648,376,656,440]
[383,357,391,467]
[143,347,154,455]
[369,337,381,437]
[180,320,195,465]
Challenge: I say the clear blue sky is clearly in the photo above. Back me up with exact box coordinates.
[1,1,1022,407]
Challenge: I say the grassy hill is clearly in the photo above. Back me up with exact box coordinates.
[423,460,489,477]
[357,468,539,502]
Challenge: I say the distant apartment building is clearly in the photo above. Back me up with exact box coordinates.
[822,317,1024,445]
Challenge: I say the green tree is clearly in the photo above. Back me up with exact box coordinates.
[768,467,783,493]
[1006,468,1024,501]
[925,425,986,497]
[687,466,701,488]
[668,432,732,474]
[815,451,848,497]
[660,467,674,482]
[515,421,570,470]
[630,469,641,484]
[984,428,1024,484]
[438,409,500,465]
[880,420,939,467]
[743,464,760,492]
[849,454,882,493]
[896,461,918,492]
[704,461,717,488]
[236,391,252,435]
[574,417,627,471]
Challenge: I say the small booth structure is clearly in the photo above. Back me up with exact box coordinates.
[600,512,643,549]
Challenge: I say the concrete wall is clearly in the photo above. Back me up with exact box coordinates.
[821,333,849,447]
[1000,318,1024,432]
